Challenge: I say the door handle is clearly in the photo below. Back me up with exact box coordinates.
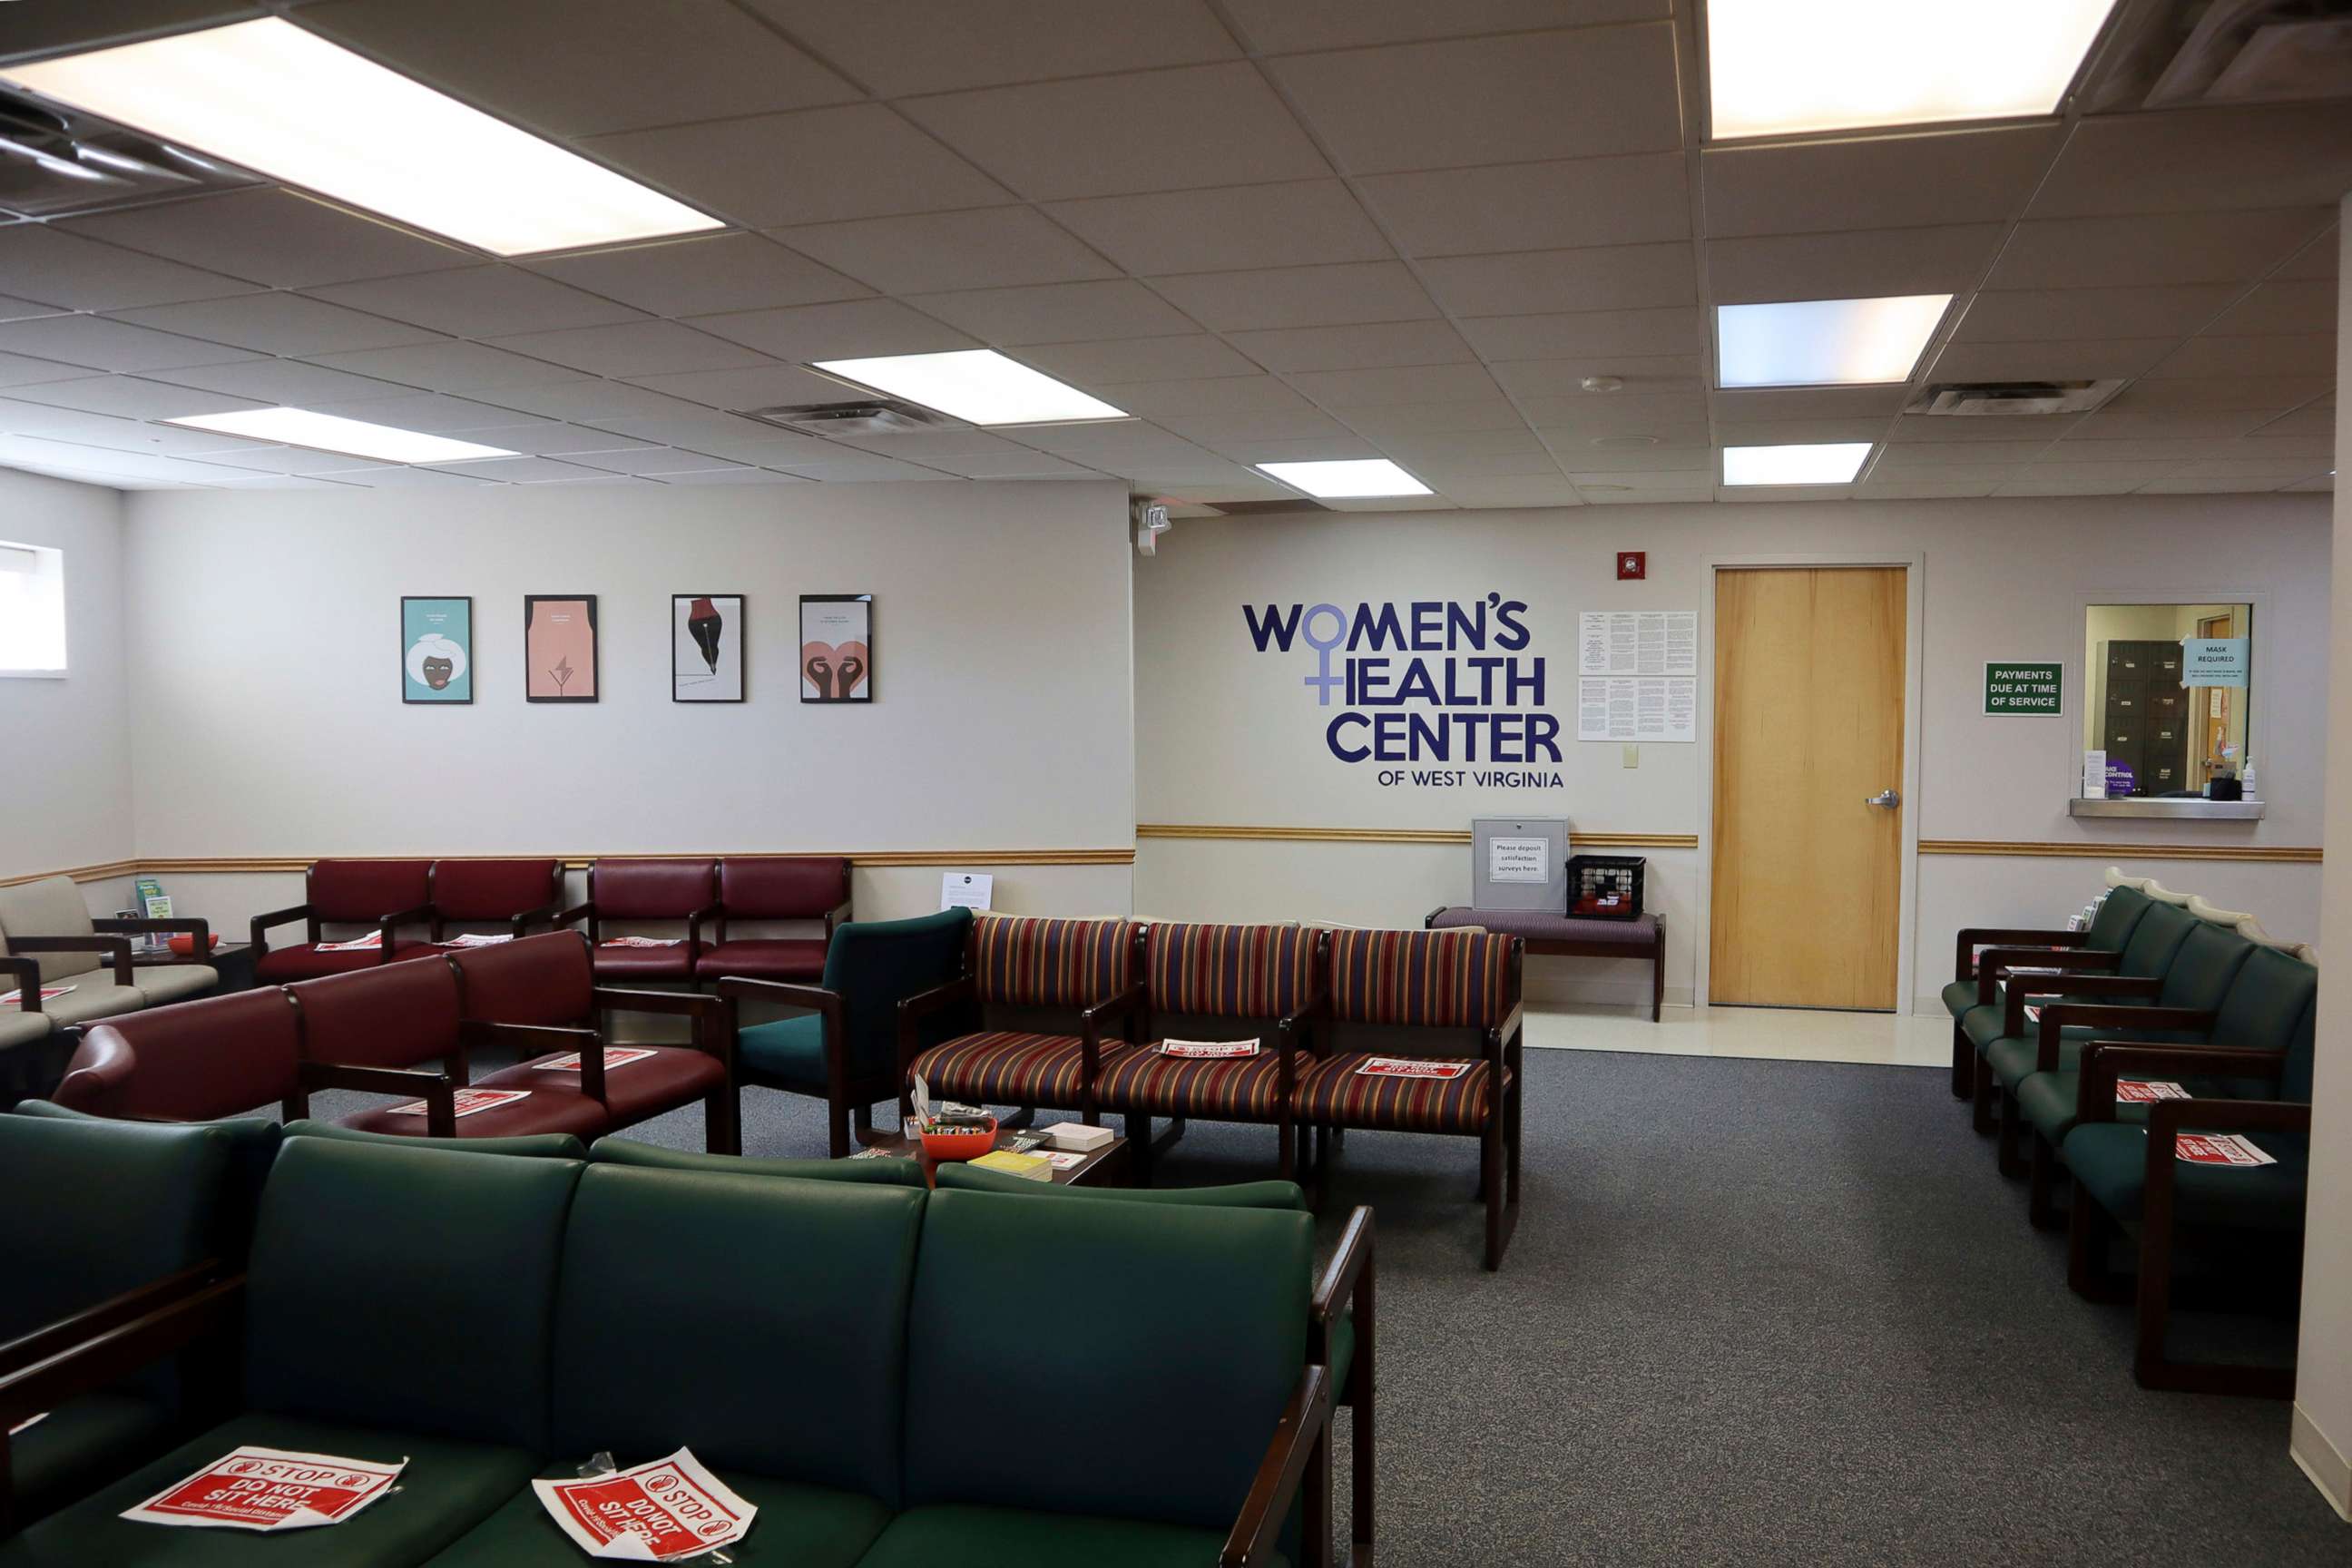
[1866,789,1901,808]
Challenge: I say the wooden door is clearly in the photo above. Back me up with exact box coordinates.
[1710,566,1906,1009]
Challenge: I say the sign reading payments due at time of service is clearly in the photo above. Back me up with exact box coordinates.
[1984,662,2063,716]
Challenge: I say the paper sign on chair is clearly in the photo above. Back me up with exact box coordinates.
[122,1447,406,1532]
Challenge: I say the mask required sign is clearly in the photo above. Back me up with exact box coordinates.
[1984,662,2063,716]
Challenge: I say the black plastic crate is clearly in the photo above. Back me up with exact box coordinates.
[1566,855,1644,920]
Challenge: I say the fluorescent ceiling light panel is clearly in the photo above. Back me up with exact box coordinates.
[0,18,722,256]
[1721,443,1871,486]
[813,349,1128,426]
[1706,0,2117,139]
[1717,295,1952,388]
[1256,459,1432,498]
[165,407,518,465]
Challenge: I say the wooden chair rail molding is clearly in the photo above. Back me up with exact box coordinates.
[8,848,1136,888]
[1916,839,2321,864]
[1136,824,1699,849]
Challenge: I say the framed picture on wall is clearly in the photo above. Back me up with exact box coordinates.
[673,593,744,702]
[524,594,598,703]
[400,595,473,704]
[799,594,872,703]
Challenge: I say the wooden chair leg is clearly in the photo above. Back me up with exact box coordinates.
[1306,1408,1335,1568]
[1971,1055,1995,1134]
[1996,1090,2025,1177]
[1482,1116,1507,1271]
[1353,1237,1377,1565]
[852,1102,873,1133]
[2068,1191,2123,1300]
[1951,1021,1973,1099]
[2132,1202,2175,1387]
[706,1088,742,1157]
[2028,1132,2062,1229]
[1127,1112,1153,1186]
[827,1095,850,1161]
[1279,1117,1296,1182]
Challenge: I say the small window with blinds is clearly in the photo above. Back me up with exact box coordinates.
[0,541,66,677]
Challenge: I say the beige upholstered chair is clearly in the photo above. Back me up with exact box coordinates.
[0,876,218,1030]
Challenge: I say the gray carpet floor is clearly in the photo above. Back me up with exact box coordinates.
[314,1045,2347,1566]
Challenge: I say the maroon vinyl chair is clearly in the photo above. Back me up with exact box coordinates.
[450,931,739,1153]
[428,858,564,941]
[250,859,440,983]
[696,857,852,984]
[557,858,718,985]
[54,989,309,1122]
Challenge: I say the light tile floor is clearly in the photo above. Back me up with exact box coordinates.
[1525,1002,1949,1067]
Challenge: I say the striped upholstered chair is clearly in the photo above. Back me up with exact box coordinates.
[1290,927,1525,1269]
[1094,923,1325,1181]
[897,915,1144,1124]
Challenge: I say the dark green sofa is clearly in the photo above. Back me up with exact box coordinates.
[1943,881,2155,1098]
[0,1134,1340,1567]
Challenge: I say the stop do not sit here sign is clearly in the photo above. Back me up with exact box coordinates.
[534,1447,757,1561]
[122,1446,407,1532]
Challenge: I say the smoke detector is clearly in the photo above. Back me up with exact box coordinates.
[737,400,950,437]
[1905,379,2127,416]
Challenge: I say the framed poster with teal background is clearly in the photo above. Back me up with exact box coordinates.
[401,595,473,704]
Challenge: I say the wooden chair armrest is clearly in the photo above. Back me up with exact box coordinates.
[0,1260,226,1379]
[554,901,594,928]
[250,903,313,953]
[2147,1098,2312,1141]
[458,1019,595,1051]
[1080,980,1146,1031]
[686,901,724,951]
[0,1276,245,1438]
[2075,1043,2289,1123]
[591,985,725,1019]
[1,955,42,1011]
[507,903,564,936]
[1219,1365,1333,1568]
[1310,1207,1373,1331]
[1278,985,1331,1036]
[823,898,854,936]
[1956,926,2085,981]
[2003,970,2153,1034]
[93,916,212,956]
[1424,905,1449,928]
[6,936,132,986]
[1495,1002,1524,1047]
[1975,945,2116,1005]
[897,975,978,1076]
[715,978,840,1013]
[2037,1004,2212,1073]
[297,1063,456,1137]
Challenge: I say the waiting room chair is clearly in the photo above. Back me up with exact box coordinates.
[558,858,717,985]
[0,877,214,1101]
[1944,879,2153,1096]
[427,858,564,942]
[697,856,852,985]
[250,858,438,983]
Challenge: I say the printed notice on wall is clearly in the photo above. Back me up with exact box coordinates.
[1578,611,1697,677]
[1576,676,1696,743]
[1486,836,1549,884]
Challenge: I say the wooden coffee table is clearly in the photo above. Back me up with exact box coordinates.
[853,1126,1130,1189]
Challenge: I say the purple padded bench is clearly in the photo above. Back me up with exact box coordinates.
[1426,906,1665,1022]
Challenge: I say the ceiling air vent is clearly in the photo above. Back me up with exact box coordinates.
[1905,379,2128,416]
[0,89,257,219]
[737,400,948,437]
[2082,0,2352,113]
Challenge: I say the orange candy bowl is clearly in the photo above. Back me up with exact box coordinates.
[916,1117,998,1162]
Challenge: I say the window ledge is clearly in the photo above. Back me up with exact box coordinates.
[2070,798,2266,821]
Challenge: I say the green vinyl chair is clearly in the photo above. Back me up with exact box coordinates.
[722,908,973,1157]
[1943,881,2153,1097]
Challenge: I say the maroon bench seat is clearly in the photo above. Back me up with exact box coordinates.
[251,858,442,983]
[1426,904,1665,1023]
[562,858,716,984]
[695,858,851,984]
[900,916,1143,1122]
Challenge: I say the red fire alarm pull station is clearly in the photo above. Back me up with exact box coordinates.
[1617,551,1646,581]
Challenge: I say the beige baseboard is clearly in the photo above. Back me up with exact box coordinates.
[2292,1402,2352,1522]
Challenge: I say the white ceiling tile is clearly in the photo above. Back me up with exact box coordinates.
[1190,434,1379,463]
[461,380,715,424]
[1358,154,1689,257]
[1567,462,1716,486]
[309,267,647,338]
[1563,446,1713,474]
[622,363,869,410]
[1105,376,1315,416]
[1418,243,1695,318]
[2060,407,2278,441]
[2,374,266,420]
[1992,473,2169,496]
[1700,125,2063,239]
[0,316,259,373]
[1539,421,1710,452]
[111,293,444,357]
[305,391,573,432]
[0,397,168,446]
[1225,320,1474,373]
[208,474,368,489]
[687,299,977,360]
[146,358,424,406]
[1710,387,1911,422]
[1004,421,1219,463]
[1881,414,2082,446]
[1714,417,1887,446]
[2248,401,2337,438]
[906,281,1197,345]
[304,464,500,488]
[456,424,662,457]
[525,234,869,318]
[2166,456,2334,480]
[0,350,89,388]
[2206,279,2337,338]
[2055,436,2306,463]
[1436,475,1584,508]
[0,2,262,57]
[1412,450,1563,480]
[1707,224,2004,305]
[2275,227,2339,280]
[1987,210,2336,289]
[2146,334,2337,380]
[1853,474,2004,498]
[480,321,774,378]
[1152,408,1353,443]
[749,0,1239,96]
[2135,475,2301,495]
[428,455,633,483]
[302,340,589,392]
[1223,0,1664,53]
[1954,286,2238,343]
[300,0,858,137]
[776,451,962,481]
[1044,181,1390,274]
[1460,307,1702,363]
[1875,438,2060,467]
[0,227,257,312]
[2099,376,2334,413]
[1146,262,1436,332]
[1507,356,1704,402]
[774,207,1118,293]
[0,296,59,322]
[2029,103,2352,219]
[1016,335,1259,385]
[1338,400,1526,435]
[1266,25,1681,173]
[1315,494,1459,511]
[0,435,248,485]
[583,106,1009,228]
[2232,435,2335,462]
[1926,338,2180,383]
[1372,427,1548,460]
[1284,363,1502,407]
[652,466,811,485]
[899,64,1329,201]
[916,446,1102,478]
[60,190,473,289]
[1515,387,1707,429]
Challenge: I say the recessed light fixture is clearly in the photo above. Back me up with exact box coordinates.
[165,407,519,465]
[1721,443,1872,486]
[1717,296,1952,388]
[1255,458,1432,499]
[1706,0,2118,140]
[812,349,1128,426]
[0,18,722,256]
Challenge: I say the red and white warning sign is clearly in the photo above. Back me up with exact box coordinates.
[2175,1132,2277,1167]
[1355,1056,1470,1080]
[315,931,385,953]
[1159,1038,1260,1059]
[533,1449,754,1561]
[122,1446,406,1532]
[535,1047,658,1073]
[2115,1079,2190,1103]
[599,936,684,948]
[387,1087,532,1119]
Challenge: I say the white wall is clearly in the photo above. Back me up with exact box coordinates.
[2290,200,2351,1524]
[1132,494,2330,1009]
[0,469,132,881]
[119,479,1137,923]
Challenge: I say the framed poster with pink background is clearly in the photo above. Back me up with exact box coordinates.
[799,594,871,703]
[524,594,598,702]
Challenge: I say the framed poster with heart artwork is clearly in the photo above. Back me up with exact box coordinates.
[799,593,872,703]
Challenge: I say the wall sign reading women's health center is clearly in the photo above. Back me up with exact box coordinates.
[1244,593,1565,789]
[400,596,471,704]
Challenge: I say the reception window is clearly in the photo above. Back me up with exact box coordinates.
[0,541,66,677]
[2081,602,2251,799]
